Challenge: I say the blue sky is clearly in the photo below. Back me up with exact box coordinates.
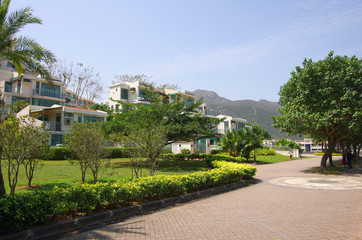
[9,0,362,102]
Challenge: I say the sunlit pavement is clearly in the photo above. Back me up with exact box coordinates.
[60,156,362,240]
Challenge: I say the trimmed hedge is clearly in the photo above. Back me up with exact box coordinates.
[314,152,342,156]
[39,147,129,160]
[162,153,207,160]
[0,161,256,235]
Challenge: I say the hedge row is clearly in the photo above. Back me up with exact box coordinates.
[0,161,256,234]
[314,152,342,156]
[39,147,130,160]
[162,153,207,160]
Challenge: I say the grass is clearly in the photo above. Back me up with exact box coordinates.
[1,153,294,195]
[2,158,209,194]
[246,154,299,164]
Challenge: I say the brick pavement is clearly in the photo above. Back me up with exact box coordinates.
[60,157,362,240]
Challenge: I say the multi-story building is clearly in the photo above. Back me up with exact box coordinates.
[64,89,94,108]
[104,81,196,111]
[27,105,107,146]
[0,60,65,107]
[295,138,323,153]
[172,114,248,154]
[0,60,107,146]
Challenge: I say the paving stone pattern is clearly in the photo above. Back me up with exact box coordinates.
[61,157,362,240]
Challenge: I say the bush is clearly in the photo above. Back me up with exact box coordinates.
[180,149,191,154]
[251,148,276,157]
[0,161,256,234]
[0,192,54,234]
[41,147,74,160]
[162,153,207,160]
[314,152,342,156]
[211,149,223,154]
[104,147,130,158]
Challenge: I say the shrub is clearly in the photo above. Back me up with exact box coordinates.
[0,192,54,234]
[314,152,342,156]
[0,160,256,235]
[180,149,191,154]
[104,147,130,158]
[211,149,223,155]
[251,148,276,157]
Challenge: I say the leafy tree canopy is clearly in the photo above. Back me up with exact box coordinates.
[272,51,362,169]
[105,82,223,144]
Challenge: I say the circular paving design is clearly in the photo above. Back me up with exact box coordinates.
[269,177,362,190]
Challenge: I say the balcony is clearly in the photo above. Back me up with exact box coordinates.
[44,121,62,131]
[32,89,64,99]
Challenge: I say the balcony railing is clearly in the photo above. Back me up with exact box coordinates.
[44,121,62,131]
[32,89,64,99]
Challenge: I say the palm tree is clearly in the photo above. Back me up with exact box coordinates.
[0,0,55,79]
[0,0,55,198]
[219,129,246,157]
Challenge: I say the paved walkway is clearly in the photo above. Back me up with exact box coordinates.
[60,157,362,240]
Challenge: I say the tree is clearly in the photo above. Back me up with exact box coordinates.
[0,0,55,198]
[22,138,48,187]
[241,129,262,163]
[9,99,28,113]
[275,138,300,149]
[0,0,55,80]
[247,122,271,140]
[105,82,222,144]
[64,122,107,183]
[272,52,362,170]
[218,130,245,157]
[0,115,48,195]
[50,60,103,107]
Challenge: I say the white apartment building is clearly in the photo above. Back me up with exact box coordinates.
[0,60,107,146]
[104,81,196,111]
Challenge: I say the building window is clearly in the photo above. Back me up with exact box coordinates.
[5,82,12,92]
[64,112,73,118]
[23,79,31,83]
[17,80,21,94]
[32,98,62,107]
[224,121,229,133]
[121,88,128,100]
[11,96,30,105]
[7,61,16,70]
[36,82,40,94]
[78,114,82,123]
[84,115,104,122]
[51,135,63,146]
[41,83,60,98]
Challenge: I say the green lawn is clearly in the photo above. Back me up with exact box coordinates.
[1,153,295,195]
[2,158,209,194]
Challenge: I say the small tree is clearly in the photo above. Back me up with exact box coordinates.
[23,145,48,187]
[64,122,107,183]
[0,116,48,195]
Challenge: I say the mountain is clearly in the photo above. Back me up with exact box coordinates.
[193,89,296,139]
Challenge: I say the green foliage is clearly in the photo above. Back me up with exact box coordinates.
[64,122,108,183]
[180,149,191,154]
[275,138,300,149]
[251,147,276,156]
[0,192,54,234]
[273,52,362,169]
[211,149,223,154]
[0,0,55,80]
[0,161,256,234]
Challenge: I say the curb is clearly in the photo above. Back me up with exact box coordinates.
[1,178,258,240]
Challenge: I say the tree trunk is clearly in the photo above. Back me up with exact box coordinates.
[321,139,336,170]
[0,146,6,197]
[328,155,334,167]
